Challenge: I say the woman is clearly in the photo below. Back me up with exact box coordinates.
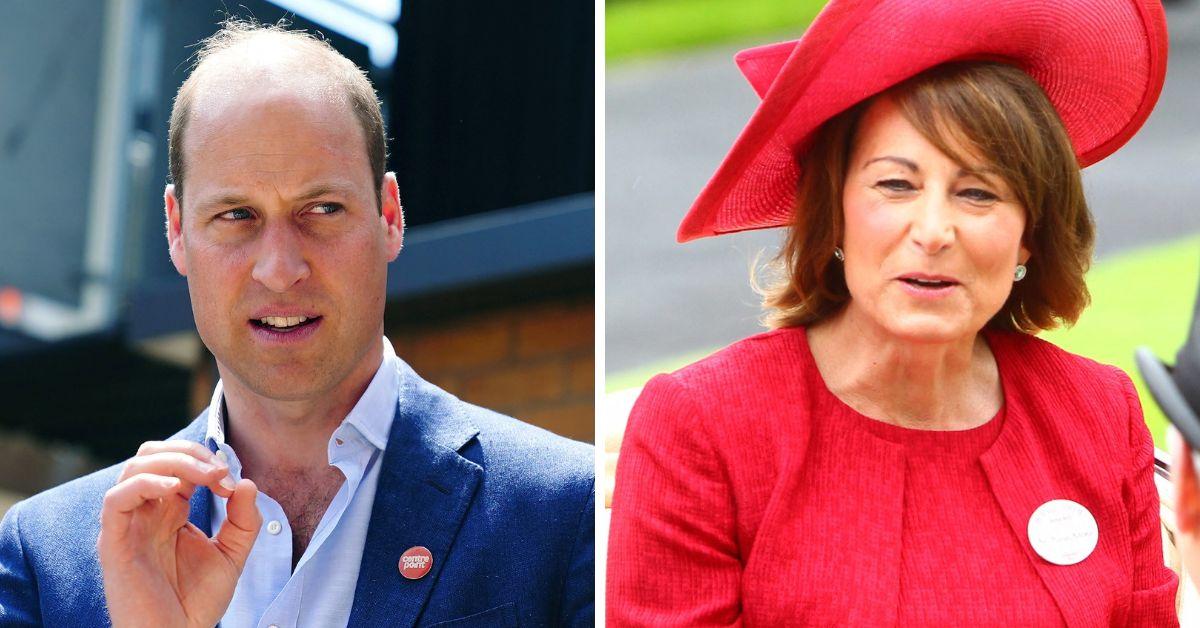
[607,0,1176,625]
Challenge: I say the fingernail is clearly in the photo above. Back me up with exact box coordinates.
[220,476,236,491]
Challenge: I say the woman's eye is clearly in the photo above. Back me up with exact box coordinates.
[958,188,999,203]
[309,203,344,215]
[876,179,915,192]
[218,208,253,221]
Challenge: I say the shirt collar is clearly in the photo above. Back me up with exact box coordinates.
[338,337,399,451]
[204,337,399,454]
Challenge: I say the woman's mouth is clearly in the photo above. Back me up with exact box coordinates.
[900,277,957,289]
[896,275,959,298]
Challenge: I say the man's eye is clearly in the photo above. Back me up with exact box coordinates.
[876,179,915,192]
[309,203,344,215]
[959,188,999,203]
[218,208,253,221]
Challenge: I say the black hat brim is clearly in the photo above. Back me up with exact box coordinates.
[1135,346,1200,451]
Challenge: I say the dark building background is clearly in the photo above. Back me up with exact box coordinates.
[393,1,594,224]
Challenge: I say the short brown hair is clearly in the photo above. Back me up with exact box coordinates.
[760,62,1094,333]
[167,18,387,211]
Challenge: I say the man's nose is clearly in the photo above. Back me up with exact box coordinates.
[909,194,955,255]
[251,222,311,292]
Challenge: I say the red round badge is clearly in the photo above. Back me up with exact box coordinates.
[399,546,433,580]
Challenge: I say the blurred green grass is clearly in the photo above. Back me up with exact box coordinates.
[606,0,827,62]
[607,236,1200,447]
[1044,237,1200,446]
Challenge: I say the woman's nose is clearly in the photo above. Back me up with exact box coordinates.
[909,195,955,255]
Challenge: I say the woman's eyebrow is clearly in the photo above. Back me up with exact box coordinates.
[863,156,919,171]
[957,166,1001,180]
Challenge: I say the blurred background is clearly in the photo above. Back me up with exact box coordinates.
[0,0,594,515]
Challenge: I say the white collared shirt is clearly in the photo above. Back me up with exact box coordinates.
[205,337,400,628]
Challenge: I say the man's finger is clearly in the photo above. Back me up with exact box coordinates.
[137,440,221,465]
[119,452,235,498]
[132,441,230,496]
[215,478,262,570]
[100,474,186,538]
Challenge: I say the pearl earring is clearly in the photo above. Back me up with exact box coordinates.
[1014,264,1027,282]
[834,247,845,262]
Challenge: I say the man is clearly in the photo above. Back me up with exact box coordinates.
[1139,265,1200,601]
[1172,432,1200,595]
[0,21,594,627]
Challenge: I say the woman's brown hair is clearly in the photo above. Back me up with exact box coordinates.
[760,61,1094,333]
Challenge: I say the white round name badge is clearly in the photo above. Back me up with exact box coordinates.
[1027,499,1098,566]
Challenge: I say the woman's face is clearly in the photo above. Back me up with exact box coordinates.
[839,97,1030,344]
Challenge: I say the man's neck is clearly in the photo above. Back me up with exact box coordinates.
[218,343,384,481]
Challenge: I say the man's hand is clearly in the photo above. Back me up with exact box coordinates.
[1171,428,1200,591]
[97,440,262,628]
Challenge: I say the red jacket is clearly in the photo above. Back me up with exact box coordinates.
[607,327,1178,626]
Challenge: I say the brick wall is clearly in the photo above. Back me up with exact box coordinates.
[387,295,594,443]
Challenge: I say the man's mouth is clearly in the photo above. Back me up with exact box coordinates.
[250,315,322,332]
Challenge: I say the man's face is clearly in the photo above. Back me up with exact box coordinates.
[165,84,403,402]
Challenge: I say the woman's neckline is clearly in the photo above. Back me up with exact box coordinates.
[796,325,1009,453]
[847,403,1005,455]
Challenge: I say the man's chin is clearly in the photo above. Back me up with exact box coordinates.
[221,361,337,403]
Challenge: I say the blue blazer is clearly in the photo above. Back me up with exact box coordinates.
[0,361,595,627]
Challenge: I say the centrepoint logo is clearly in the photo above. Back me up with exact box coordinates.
[403,555,430,570]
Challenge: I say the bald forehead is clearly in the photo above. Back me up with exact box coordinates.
[179,38,370,190]
[187,35,350,109]
[187,74,354,135]
[168,26,385,213]
[181,33,367,158]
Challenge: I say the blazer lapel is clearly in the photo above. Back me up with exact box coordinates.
[171,412,215,536]
[981,405,1091,626]
[348,369,483,627]
[189,486,214,537]
[980,336,1127,628]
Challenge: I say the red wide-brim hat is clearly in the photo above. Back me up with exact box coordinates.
[677,0,1168,243]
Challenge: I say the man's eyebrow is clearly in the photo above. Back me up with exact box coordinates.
[194,184,358,211]
[296,183,357,201]
[863,156,919,171]
[196,193,251,212]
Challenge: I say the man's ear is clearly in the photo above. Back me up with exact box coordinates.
[165,184,187,276]
[380,172,404,261]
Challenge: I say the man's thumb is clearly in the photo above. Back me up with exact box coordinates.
[216,478,262,568]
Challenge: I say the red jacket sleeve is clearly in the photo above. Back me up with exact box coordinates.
[1117,370,1180,626]
[606,374,743,627]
